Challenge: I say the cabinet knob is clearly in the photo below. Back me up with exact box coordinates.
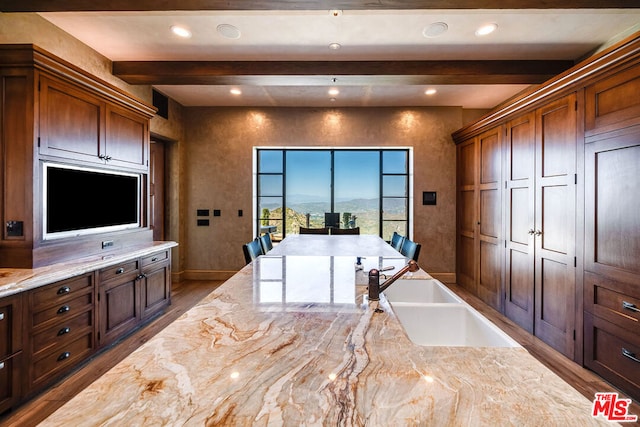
[151,257,158,262]
[116,267,125,274]
[57,286,71,295]
[58,327,71,336]
[0,312,4,321]
[137,273,147,281]
[622,301,640,313]
[0,361,4,370]
[534,230,542,236]
[528,229,535,235]
[57,305,70,314]
[57,352,71,362]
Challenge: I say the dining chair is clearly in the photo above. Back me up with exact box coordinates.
[400,238,421,262]
[243,238,264,264]
[331,227,360,235]
[390,232,405,251]
[299,226,330,235]
[259,233,273,253]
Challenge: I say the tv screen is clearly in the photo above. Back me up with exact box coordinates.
[43,163,141,239]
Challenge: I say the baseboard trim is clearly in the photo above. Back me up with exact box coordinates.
[430,272,456,284]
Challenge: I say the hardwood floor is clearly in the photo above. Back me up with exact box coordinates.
[1,279,637,425]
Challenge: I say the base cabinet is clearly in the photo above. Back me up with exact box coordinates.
[98,250,171,347]
[0,294,23,415]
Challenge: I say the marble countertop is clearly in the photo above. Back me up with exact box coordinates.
[0,241,177,298]
[39,254,610,426]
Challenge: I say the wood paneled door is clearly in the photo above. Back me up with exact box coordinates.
[533,94,577,359]
[503,94,577,358]
[504,112,536,333]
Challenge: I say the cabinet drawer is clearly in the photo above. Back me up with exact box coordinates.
[31,310,93,357]
[31,274,93,310]
[141,251,169,270]
[31,333,93,386]
[585,312,640,402]
[99,260,139,283]
[585,272,640,333]
[32,292,93,329]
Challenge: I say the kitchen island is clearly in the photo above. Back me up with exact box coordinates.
[38,245,609,425]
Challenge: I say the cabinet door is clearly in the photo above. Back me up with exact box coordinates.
[99,275,141,347]
[476,127,502,311]
[105,104,148,170]
[534,94,577,358]
[456,138,477,293]
[39,75,104,163]
[141,263,171,320]
[0,294,23,414]
[0,352,22,415]
[504,113,536,333]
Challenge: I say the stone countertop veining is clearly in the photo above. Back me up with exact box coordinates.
[0,241,178,299]
[38,255,611,426]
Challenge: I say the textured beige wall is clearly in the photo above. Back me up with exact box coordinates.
[0,13,151,102]
[184,107,462,276]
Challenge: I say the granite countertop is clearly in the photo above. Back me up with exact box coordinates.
[0,241,177,298]
[39,254,610,426]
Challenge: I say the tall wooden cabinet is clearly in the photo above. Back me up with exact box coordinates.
[456,126,503,311]
[0,44,155,269]
[454,31,640,401]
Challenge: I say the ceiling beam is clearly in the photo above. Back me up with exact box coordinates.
[113,60,573,86]
[1,0,638,12]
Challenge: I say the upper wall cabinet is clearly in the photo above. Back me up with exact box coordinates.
[38,75,148,171]
[585,63,640,137]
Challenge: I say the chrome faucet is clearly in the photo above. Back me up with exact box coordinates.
[368,259,419,301]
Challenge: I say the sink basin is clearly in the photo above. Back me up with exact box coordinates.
[390,303,521,348]
[382,279,462,304]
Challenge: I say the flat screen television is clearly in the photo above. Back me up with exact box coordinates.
[43,162,141,240]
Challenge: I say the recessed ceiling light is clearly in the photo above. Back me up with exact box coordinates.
[328,42,341,50]
[425,88,437,95]
[423,22,448,38]
[328,88,340,96]
[217,24,241,39]
[170,25,192,38]
[230,88,242,95]
[475,23,498,36]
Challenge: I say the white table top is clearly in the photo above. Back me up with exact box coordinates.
[268,234,403,257]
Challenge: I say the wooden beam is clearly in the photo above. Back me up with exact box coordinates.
[113,60,573,86]
[1,0,639,12]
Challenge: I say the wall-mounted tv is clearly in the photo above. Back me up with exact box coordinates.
[43,162,141,240]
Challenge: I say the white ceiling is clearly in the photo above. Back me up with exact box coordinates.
[40,9,640,108]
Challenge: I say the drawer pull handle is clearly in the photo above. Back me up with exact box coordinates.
[151,257,158,262]
[622,348,640,363]
[116,267,125,274]
[0,361,4,370]
[58,327,71,336]
[0,312,4,321]
[57,286,71,295]
[58,352,71,362]
[136,273,147,281]
[622,301,640,313]
[57,305,70,314]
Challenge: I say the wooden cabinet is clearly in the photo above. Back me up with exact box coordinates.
[98,250,171,347]
[26,274,95,392]
[0,294,23,415]
[0,45,155,269]
[584,124,640,401]
[456,126,503,311]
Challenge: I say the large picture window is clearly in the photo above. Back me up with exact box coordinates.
[255,148,411,241]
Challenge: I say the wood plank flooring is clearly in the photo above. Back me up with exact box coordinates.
[1,279,637,426]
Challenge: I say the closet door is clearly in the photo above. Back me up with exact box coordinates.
[476,127,502,311]
[456,138,477,294]
[534,93,577,358]
[504,113,535,333]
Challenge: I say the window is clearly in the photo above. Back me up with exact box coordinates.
[255,148,411,241]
